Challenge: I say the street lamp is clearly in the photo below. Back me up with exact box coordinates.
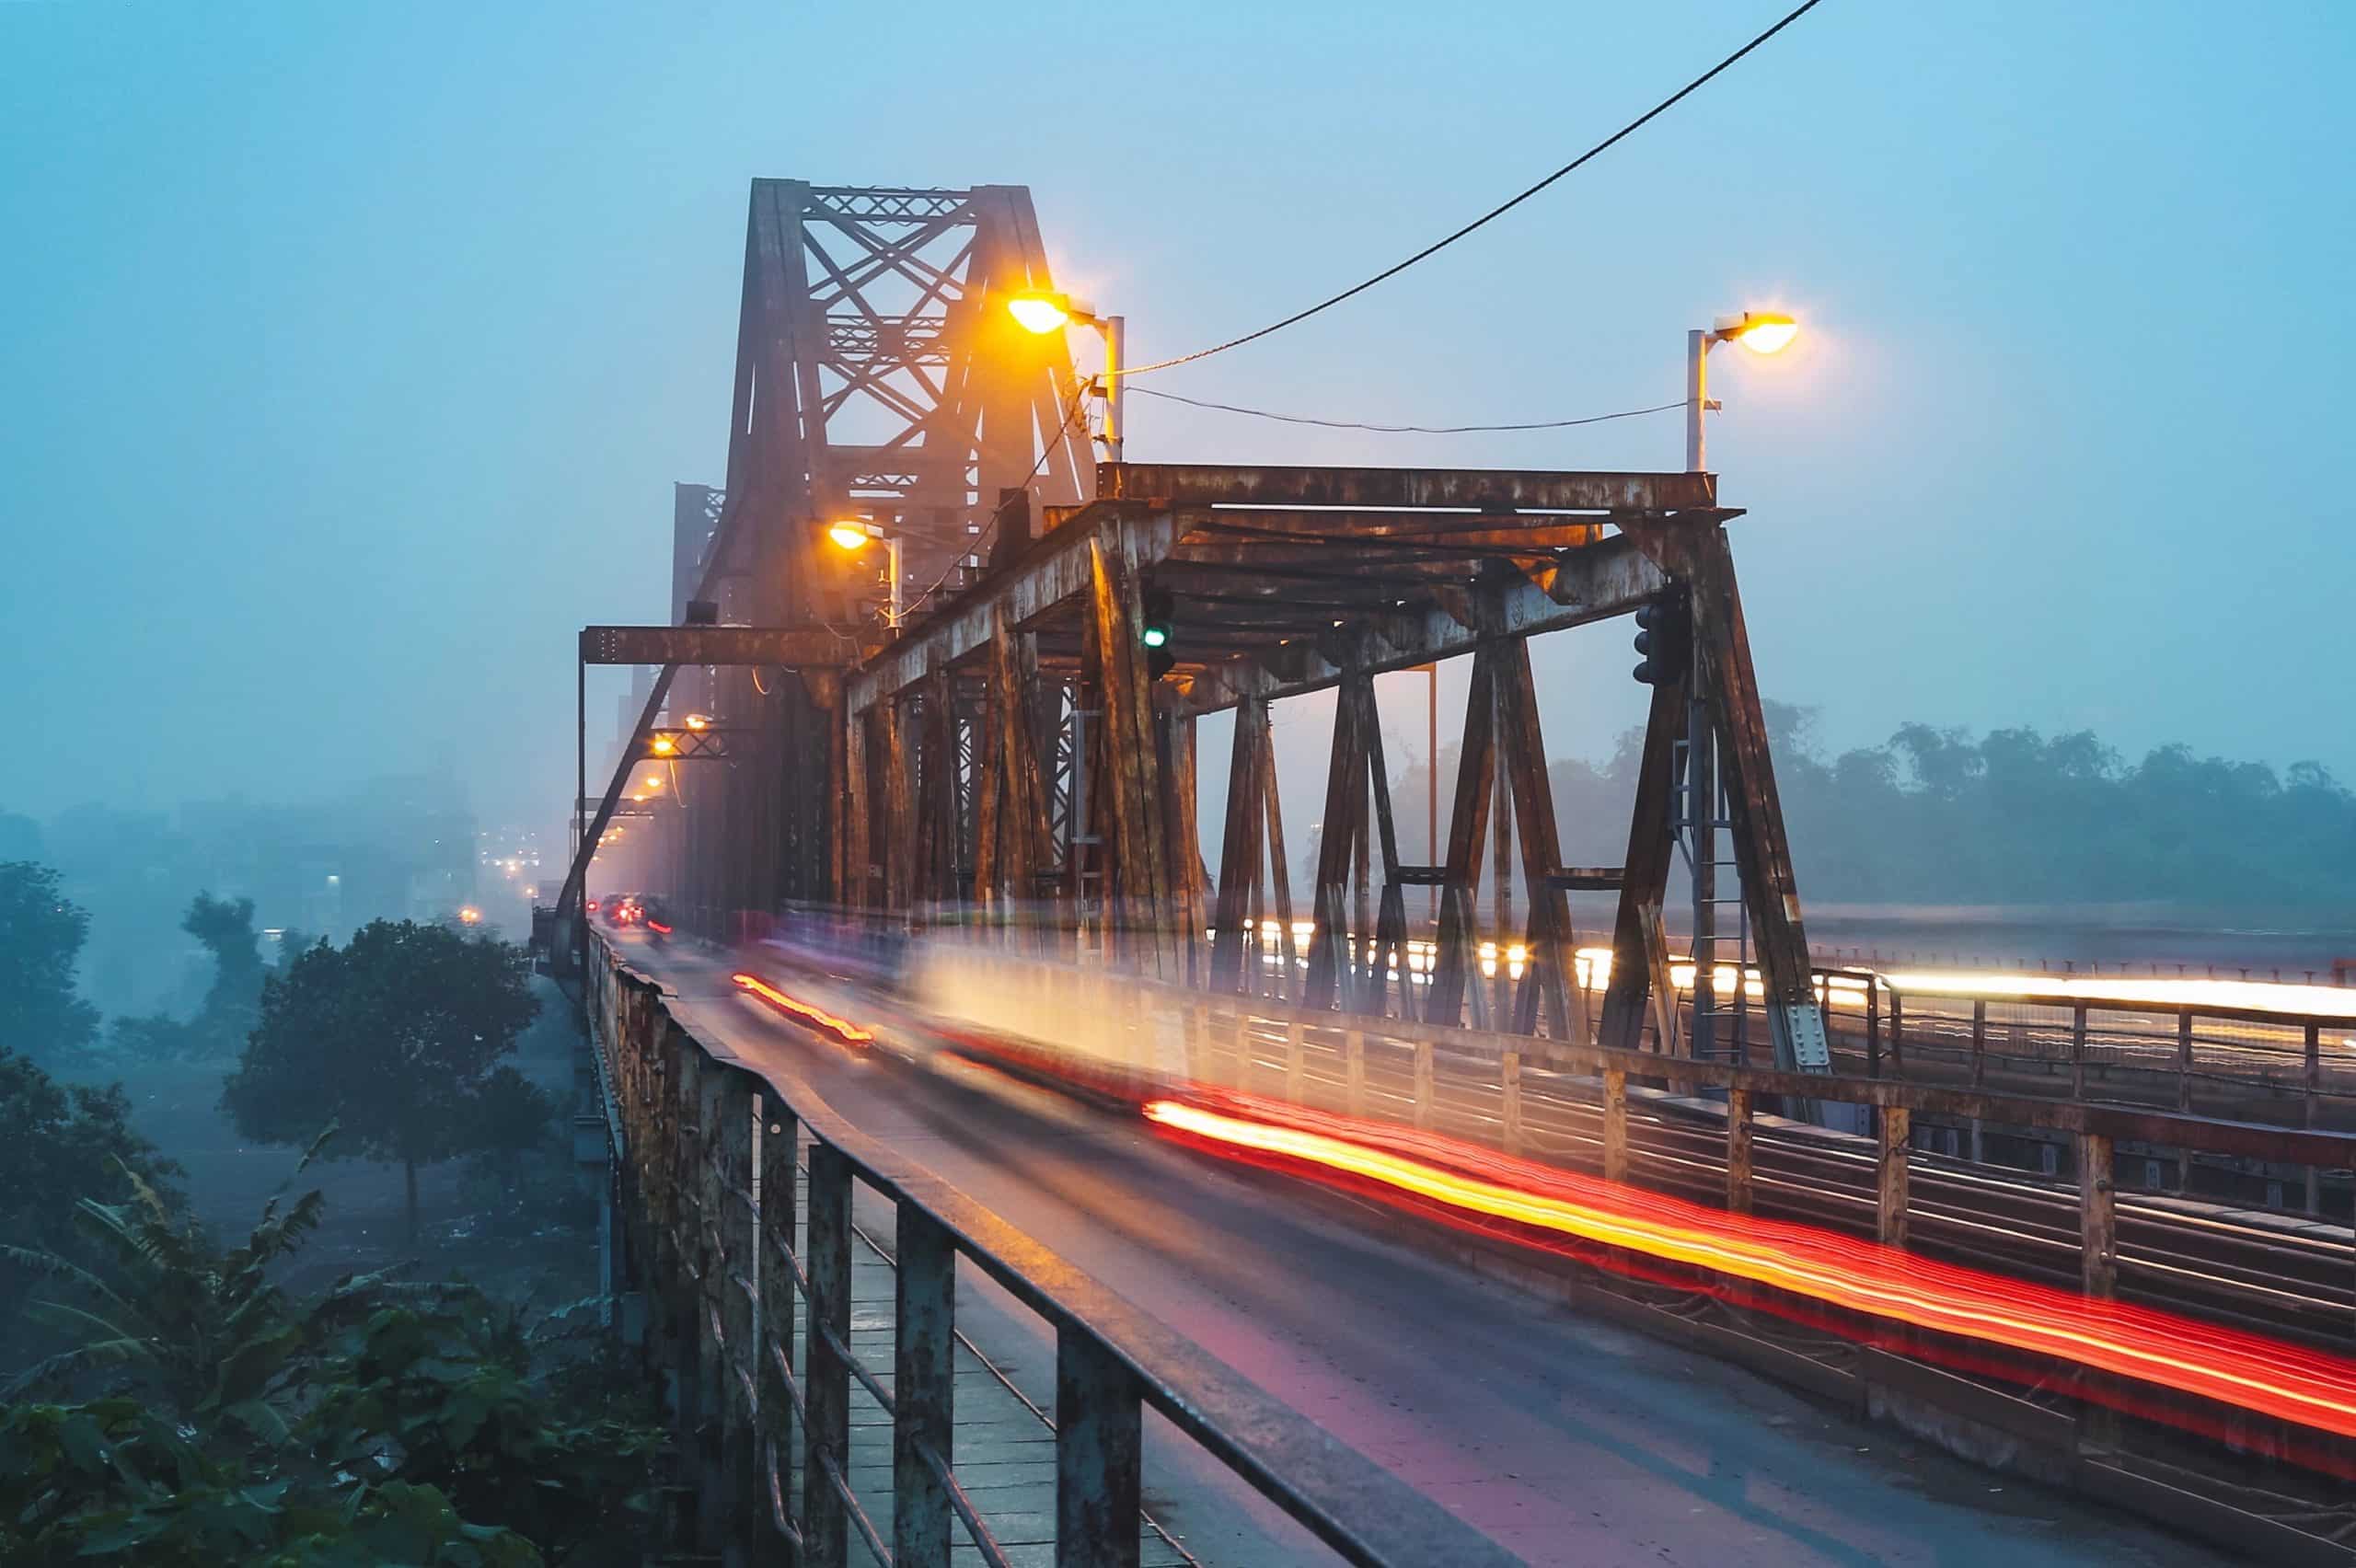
[826,520,904,629]
[1686,310,1797,472]
[1003,288,1126,463]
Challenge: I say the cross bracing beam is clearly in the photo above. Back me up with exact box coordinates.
[580,626,862,666]
[1101,462,1718,513]
[843,461,1704,716]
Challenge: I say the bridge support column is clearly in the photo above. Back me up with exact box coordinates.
[1877,1107,1911,1249]
[2080,1132,2117,1298]
[1426,647,1496,1028]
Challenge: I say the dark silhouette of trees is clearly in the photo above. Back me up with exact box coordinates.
[0,864,100,1068]
[220,920,541,1242]
[1384,708,2356,911]
[3,1149,657,1565]
[100,893,277,1064]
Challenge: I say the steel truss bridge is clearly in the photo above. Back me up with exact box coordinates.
[552,179,2356,1567]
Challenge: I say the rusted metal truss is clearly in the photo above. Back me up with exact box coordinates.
[580,626,856,667]
[567,187,1827,1075]
[641,727,739,762]
[824,459,1830,1072]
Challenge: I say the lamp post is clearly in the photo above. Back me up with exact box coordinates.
[826,520,903,630]
[1681,308,1796,1059]
[1003,290,1126,463]
[1685,310,1796,472]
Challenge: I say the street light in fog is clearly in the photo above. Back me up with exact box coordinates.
[1686,310,1797,471]
[1003,289,1126,463]
[826,520,904,630]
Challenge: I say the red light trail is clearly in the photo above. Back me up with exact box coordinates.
[646,920,673,934]
[731,972,873,1046]
[1144,1095,2356,1444]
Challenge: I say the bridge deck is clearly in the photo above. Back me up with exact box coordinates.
[624,930,2231,1567]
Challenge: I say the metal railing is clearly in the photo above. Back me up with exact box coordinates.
[587,935,1520,1568]
[1137,971,2356,1339]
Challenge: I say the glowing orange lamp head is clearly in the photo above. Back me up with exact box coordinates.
[1004,290,1076,334]
[1713,310,1798,354]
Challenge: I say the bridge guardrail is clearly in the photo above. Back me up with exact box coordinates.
[586,932,1522,1568]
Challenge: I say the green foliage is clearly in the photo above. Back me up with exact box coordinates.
[222,919,542,1238]
[2,1152,657,1566]
[0,861,101,1066]
[0,1046,181,1367]
[0,1394,544,1566]
[1,1130,428,1418]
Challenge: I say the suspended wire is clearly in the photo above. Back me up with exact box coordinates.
[1118,0,1827,379]
[1128,386,1689,434]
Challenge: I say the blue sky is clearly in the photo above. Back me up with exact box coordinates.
[4,0,2351,836]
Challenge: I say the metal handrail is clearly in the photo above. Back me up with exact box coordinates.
[588,934,1522,1568]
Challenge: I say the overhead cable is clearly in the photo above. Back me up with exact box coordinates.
[1118,0,1828,378]
[1129,386,1689,434]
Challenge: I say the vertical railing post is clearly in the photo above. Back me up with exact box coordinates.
[1413,1040,1434,1131]
[895,1204,956,1568]
[1284,1018,1306,1104]
[803,1142,853,1568]
[756,1097,801,1560]
[2304,1020,2322,1216]
[1601,1066,1627,1184]
[2176,1010,2194,1111]
[1056,1328,1142,1568]
[714,1069,760,1565]
[692,1064,733,1553]
[2070,1003,2088,1099]
[1877,1105,1911,1248]
[671,1042,707,1537]
[1865,980,1881,1079]
[1726,1086,1753,1214]
[1501,1051,1523,1156]
[1969,999,1987,1087]
[1888,990,1905,1078]
[1344,1029,1366,1117]
[2080,1131,2116,1298]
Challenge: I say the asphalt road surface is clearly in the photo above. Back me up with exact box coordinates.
[612,929,2233,1568]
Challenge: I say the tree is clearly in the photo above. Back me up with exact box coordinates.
[182,892,266,1056]
[2,1159,655,1567]
[222,920,541,1242]
[466,1066,558,1191]
[0,1048,180,1367]
[0,864,100,1068]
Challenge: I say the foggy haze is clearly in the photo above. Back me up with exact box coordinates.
[6,2,2350,857]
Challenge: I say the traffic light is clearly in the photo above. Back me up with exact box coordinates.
[1632,592,1692,686]
[1141,586,1176,679]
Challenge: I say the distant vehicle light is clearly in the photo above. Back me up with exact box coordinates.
[458,905,482,925]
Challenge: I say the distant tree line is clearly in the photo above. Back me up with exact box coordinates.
[1391,707,2356,909]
